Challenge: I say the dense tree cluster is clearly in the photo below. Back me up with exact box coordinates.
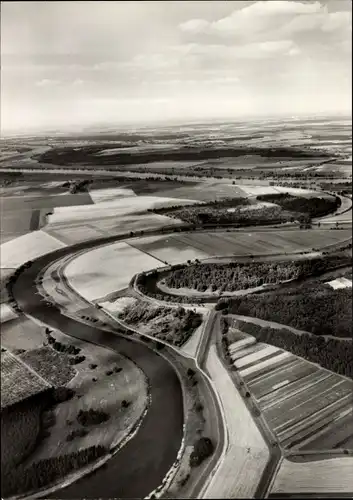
[228,284,352,339]
[164,256,349,293]
[236,320,352,378]
[189,437,214,467]
[257,193,340,218]
[120,302,202,346]
[150,197,295,226]
[1,445,107,497]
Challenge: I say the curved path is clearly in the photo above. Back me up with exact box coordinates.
[12,252,184,499]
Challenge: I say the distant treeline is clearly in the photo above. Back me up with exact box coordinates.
[234,320,352,378]
[37,144,330,168]
[256,193,341,218]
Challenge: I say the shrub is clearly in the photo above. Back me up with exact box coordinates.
[52,387,75,404]
[69,355,85,365]
[77,409,110,426]
[66,428,88,441]
[121,400,130,409]
[106,370,113,376]
[89,363,97,369]
[114,366,122,373]
[189,437,214,467]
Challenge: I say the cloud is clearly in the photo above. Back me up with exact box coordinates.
[35,78,60,87]
[178,1,350,40]
[179,19,209,34]
[72,78,84,86]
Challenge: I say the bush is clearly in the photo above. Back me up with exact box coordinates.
[69,355,85,365]
[114,366,122,373]
[121,400,130,409]
[106,370,113,376]
[52,387,75,404]
[66,428,88,441]
[89,363,97,369]
[189,437,214,467]
[77,409,110,426]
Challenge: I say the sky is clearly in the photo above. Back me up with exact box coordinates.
[1,0,352,133]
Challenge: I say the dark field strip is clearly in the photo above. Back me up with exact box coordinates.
[252,361,319,401]
[271,383,352,434]
[299,412,353,451]
[244,356,298,385]
[280,399,352,449]
[265,375,343,425]
[259,372,332,411]
[29,210,40,231]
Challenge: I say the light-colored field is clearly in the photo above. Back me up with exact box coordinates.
[0,316,46,351]
[239,352,291,377]
[25,329,148,463]
[0,303,18,323]
[238,185,319,198]
[1,350,51,409]
[203,344,269,498]
[47,196,197,225]
[128,229,351,261]
[0,230,66,269]
[44,213,183,245]
[271,456,353,494]
[65,241,164,301]
[326,277,352,289]
[89,187,136,204]
[234,345,280,369]
[99,296,137,315]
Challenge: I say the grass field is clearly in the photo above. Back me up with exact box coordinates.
[89,187,136,203]
[271,456,353,494]
[65,241,164,301]
[1,350,51,409]
[0,315,46,351]
[129,229,352,263]
[44,212,182,245]
[228,322,353,451]
[0,303,18,323]
[0,229,66,269]
[204,344,269,498]
[25,329,148,463]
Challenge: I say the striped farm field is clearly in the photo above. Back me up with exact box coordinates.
[204,344,269,498]
[129,229,351,263]
[271,456,353,494]
[1,350,51,409]
[228,331,353,451]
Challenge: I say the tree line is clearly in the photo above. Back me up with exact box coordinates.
[256,193,341,218]
[235,320,352,378]
[228,284,352,339]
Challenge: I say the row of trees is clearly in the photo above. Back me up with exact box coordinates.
[1,445,107,497]
[236,320,352,378]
